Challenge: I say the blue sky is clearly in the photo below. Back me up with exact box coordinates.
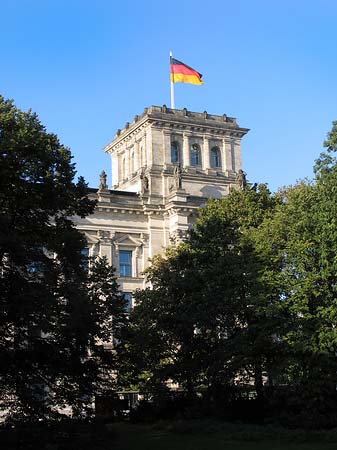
[1,0,337,192]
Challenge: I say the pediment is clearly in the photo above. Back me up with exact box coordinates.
[113,234,143,247]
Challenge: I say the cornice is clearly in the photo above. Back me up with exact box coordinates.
[104,105,249,154]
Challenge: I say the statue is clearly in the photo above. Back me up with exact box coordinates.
[99,170,108,190]
[173,163,183,190]
[236,169,247,190]
[140,170,149,195]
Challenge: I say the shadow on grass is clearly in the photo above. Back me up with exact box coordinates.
[3,419,337,450]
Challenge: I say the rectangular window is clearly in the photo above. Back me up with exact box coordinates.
[123,292,133,312]
[119,250,132,277]
[80,248,89,271]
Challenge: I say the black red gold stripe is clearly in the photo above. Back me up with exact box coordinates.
[170,57,203,85]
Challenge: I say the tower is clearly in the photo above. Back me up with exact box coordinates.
[74,106,249,305]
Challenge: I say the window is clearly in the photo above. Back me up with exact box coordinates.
[171,141,180,164]
[119,250,132,277]
[80,248,89,271]
[123,292,133,312]
[27,247,44,275]
[210,146,221,168]
[190,143,201,166]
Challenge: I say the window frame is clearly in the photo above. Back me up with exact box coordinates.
[190,143,202,166]
[122,292,133,312]
[171,141,181,164]
[210,146,222,168]
[80,247,90,271]
[119,249,133,277]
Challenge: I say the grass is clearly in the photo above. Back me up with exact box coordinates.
[3,419,337,449]
[111,421,337,450]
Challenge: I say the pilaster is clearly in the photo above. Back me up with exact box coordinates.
[125,147,130,179]
[223,137,233,172]
[182,133,190,167]
[233,138,242,172]
[134,141,140,172]
[145,128,153,166]
[98,230,113,265]
[202,136,210,170]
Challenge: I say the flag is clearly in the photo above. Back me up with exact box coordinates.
[170,57,203,85]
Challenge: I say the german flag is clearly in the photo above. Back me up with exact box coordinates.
[170,57,203,85]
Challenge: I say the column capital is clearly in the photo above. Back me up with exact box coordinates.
[183,131,192,138]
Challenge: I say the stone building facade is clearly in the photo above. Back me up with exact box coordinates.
[73,106,249,307]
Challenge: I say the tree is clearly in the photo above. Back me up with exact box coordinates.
[120,122,337,426]
[0,96,125,421]
[189,184,283,399]
[120,246,210,397]
[251,122,337,426]
[121,184,281,401]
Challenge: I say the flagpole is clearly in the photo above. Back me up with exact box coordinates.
[170,50,175,109]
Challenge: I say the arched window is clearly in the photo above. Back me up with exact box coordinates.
[210,146,221,168]
[190,143,201,166]
[171,141,180,164]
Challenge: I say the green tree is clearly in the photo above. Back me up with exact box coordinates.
[189,185,282,399]
[252,122,337,425]
[121,185,281,400]
[121,246,210,397]
[0,96,124,421]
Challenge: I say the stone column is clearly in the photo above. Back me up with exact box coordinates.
[145,129,152,166]
[118,154,123,182]
[162,212,169,248]
[202,136,210,170]
[98,232,113,265]
[233,138,242,172]
[125,148,130,179]
[139,139,144,168]
[147,212,164,258]
[134,141,140,171]
[141,236,149,282]
[113,245,120,276]
[223,137,233,172]
[141,138,146,167]
[182,133,190,168]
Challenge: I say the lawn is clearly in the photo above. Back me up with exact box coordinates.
[3,420,337,450]
[111,422,337,450]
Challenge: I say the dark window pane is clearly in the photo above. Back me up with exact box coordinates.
[190,143,201,166]
[80,248,89,271]
[171,142,180,163]
[123,292,133,312]
[210,147,221,168]
[120,250,132,277]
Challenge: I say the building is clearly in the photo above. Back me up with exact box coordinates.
[74,106,249,307]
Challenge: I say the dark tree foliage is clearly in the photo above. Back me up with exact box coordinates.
[0,96,125,421]
[121,118,337,427]
[120,185,282,400]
